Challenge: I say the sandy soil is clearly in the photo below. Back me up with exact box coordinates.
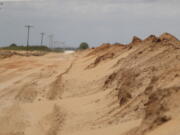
[0,33,180,135]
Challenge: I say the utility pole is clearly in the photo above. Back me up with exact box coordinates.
[25,25,33,55]
[40,32,45,46]
[48,34,54,49]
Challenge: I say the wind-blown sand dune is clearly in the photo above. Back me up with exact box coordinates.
[0,33,180,135]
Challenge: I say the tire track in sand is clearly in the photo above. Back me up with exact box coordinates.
[47,58,75,100]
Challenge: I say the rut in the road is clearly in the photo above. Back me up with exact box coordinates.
[47,60,74,100]
[40,105,65,135]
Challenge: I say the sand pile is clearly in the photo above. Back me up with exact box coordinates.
[144,35,160,43]
[98,33,180,135]
[87,33,180,69]
[130,36,142,45]
[87,43,112,56]
[86,44,126,68]
[159,32,179,41]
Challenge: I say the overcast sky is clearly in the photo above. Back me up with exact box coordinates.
[0,0,179,47]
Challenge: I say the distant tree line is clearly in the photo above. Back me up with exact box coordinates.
[1,43,51,51]
[0,42,90,52]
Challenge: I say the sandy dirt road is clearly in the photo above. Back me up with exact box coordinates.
[0,53,73,135]
[0,52,140,135]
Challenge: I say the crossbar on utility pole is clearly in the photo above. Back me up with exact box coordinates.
[40,32,45,46]
[25,25,33,56]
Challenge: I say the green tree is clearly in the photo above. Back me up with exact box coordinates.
[79,42,89,50]
[9,43,17,47]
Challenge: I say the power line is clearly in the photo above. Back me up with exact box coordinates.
[40,32,45,46]
[25,25,33,55]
